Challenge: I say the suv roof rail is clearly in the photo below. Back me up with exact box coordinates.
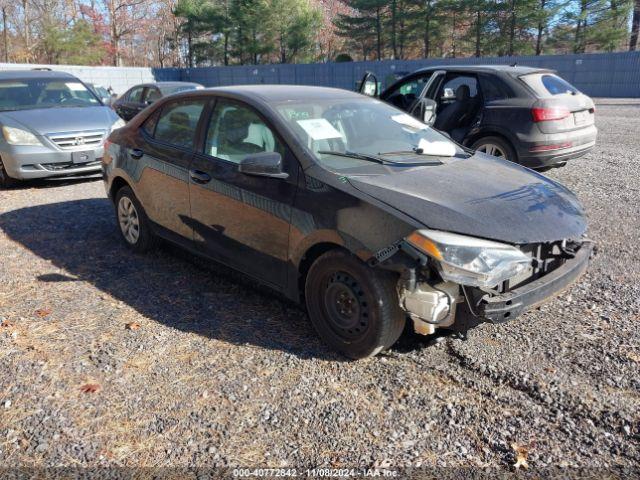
[31,67,52,71]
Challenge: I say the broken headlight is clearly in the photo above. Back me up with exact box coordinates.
[406,229,532,288]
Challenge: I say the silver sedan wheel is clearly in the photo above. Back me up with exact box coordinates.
[118,196,140,245]
[476,143,506,158]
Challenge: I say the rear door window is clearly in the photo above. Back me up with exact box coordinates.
[521,73,578,97]
[153,99,206,150]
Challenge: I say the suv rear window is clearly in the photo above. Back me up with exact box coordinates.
[520,73,579,97]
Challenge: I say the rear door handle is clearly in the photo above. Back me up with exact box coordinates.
[190,170,211,184]
[129,148,144,159]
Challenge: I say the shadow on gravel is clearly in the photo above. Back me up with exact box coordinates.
[7,174,102,190]
[2,198,441,360]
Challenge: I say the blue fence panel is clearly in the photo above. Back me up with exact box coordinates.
[153,51,640,98]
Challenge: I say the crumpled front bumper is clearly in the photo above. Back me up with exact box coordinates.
[471,241,594,323]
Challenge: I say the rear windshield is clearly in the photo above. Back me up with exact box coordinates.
[520,73,579,97]
[160,85,200,95]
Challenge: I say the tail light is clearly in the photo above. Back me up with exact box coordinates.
[531,107,570,122]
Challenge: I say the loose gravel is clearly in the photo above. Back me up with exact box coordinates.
[0,104,638,474]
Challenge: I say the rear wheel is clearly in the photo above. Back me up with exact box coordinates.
[305,250,405,359]
[0,158,18,189]
[472,136,517,163]
[115,186,157,253]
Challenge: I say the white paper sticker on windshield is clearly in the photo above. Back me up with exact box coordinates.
[296,119,343,140]
[391,114,426,130]
[417,138,457,157]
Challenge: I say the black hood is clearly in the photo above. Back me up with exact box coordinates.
[346,153,586,244]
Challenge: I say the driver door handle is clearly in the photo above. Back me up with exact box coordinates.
[190,170,211,184]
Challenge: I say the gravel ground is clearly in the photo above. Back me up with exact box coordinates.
[0,104,638,475]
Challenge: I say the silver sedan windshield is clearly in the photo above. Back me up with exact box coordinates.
[0,79,101,111]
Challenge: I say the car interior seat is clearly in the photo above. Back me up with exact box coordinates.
[217,109,264,160]
[166,111,192,146]
[433,84,474,134]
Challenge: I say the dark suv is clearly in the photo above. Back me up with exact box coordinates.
[360,65,597,170]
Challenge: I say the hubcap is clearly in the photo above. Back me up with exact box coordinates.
[322,271,369,340]
[476,143,506,158]
[118,196,140,244]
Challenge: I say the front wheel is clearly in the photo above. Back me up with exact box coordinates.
[472,136,517,163]
[0,158,18,189]
[305,250,406,359]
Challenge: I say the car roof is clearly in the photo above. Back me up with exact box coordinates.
[194,85,362,103]
[136,81,202,89]
[413,64,553,75]
[0,69,78,80]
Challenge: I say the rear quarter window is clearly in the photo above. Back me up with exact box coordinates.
[521,73,579,97]
[478,73,514,101]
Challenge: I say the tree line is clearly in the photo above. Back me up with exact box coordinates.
[0,0,638,67]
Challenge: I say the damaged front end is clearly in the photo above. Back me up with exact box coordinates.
[370,230,594,336]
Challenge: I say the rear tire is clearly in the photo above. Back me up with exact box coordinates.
[0,158,18,189]
[472,136,517,163]
[114,186,157,253]
[305,250,405,359]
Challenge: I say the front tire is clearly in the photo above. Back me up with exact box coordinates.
[305,250,405,359]
[472,136,517,163]
[114,186,157,253]
[0,158,18,189]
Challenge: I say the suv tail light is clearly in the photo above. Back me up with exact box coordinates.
[531,107,570,122]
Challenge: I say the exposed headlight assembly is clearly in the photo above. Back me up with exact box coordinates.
[110,118,126,132]
[2,126,42,146]
[406,229,532,288]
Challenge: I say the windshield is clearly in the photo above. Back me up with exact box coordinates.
[274,98,461,171]
[0,78,101,111]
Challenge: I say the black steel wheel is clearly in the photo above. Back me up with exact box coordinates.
[305,250,405,359]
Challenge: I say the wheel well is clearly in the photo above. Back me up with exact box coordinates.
[109,177,130,203]
[298,242,346,300]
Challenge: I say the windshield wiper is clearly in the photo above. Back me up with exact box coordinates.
[379,147,449,158]
[317,150,391,165]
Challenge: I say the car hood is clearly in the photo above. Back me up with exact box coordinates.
[346,153,586,244]
[0,106,118,134]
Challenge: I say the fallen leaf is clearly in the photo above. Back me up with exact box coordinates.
[35,308,51,318]
[125,322,141,330]
[1,319,14,328]
[80,383,101,394]
[544,367,557,373]
[626,351,640,363]
[511,443,529,470]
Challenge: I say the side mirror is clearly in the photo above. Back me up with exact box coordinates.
[358,72,379,97]
[238,152,289,179]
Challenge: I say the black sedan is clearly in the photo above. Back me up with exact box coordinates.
[103,86,593,358]
[359,65,597,170]
[113,81,203,121]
